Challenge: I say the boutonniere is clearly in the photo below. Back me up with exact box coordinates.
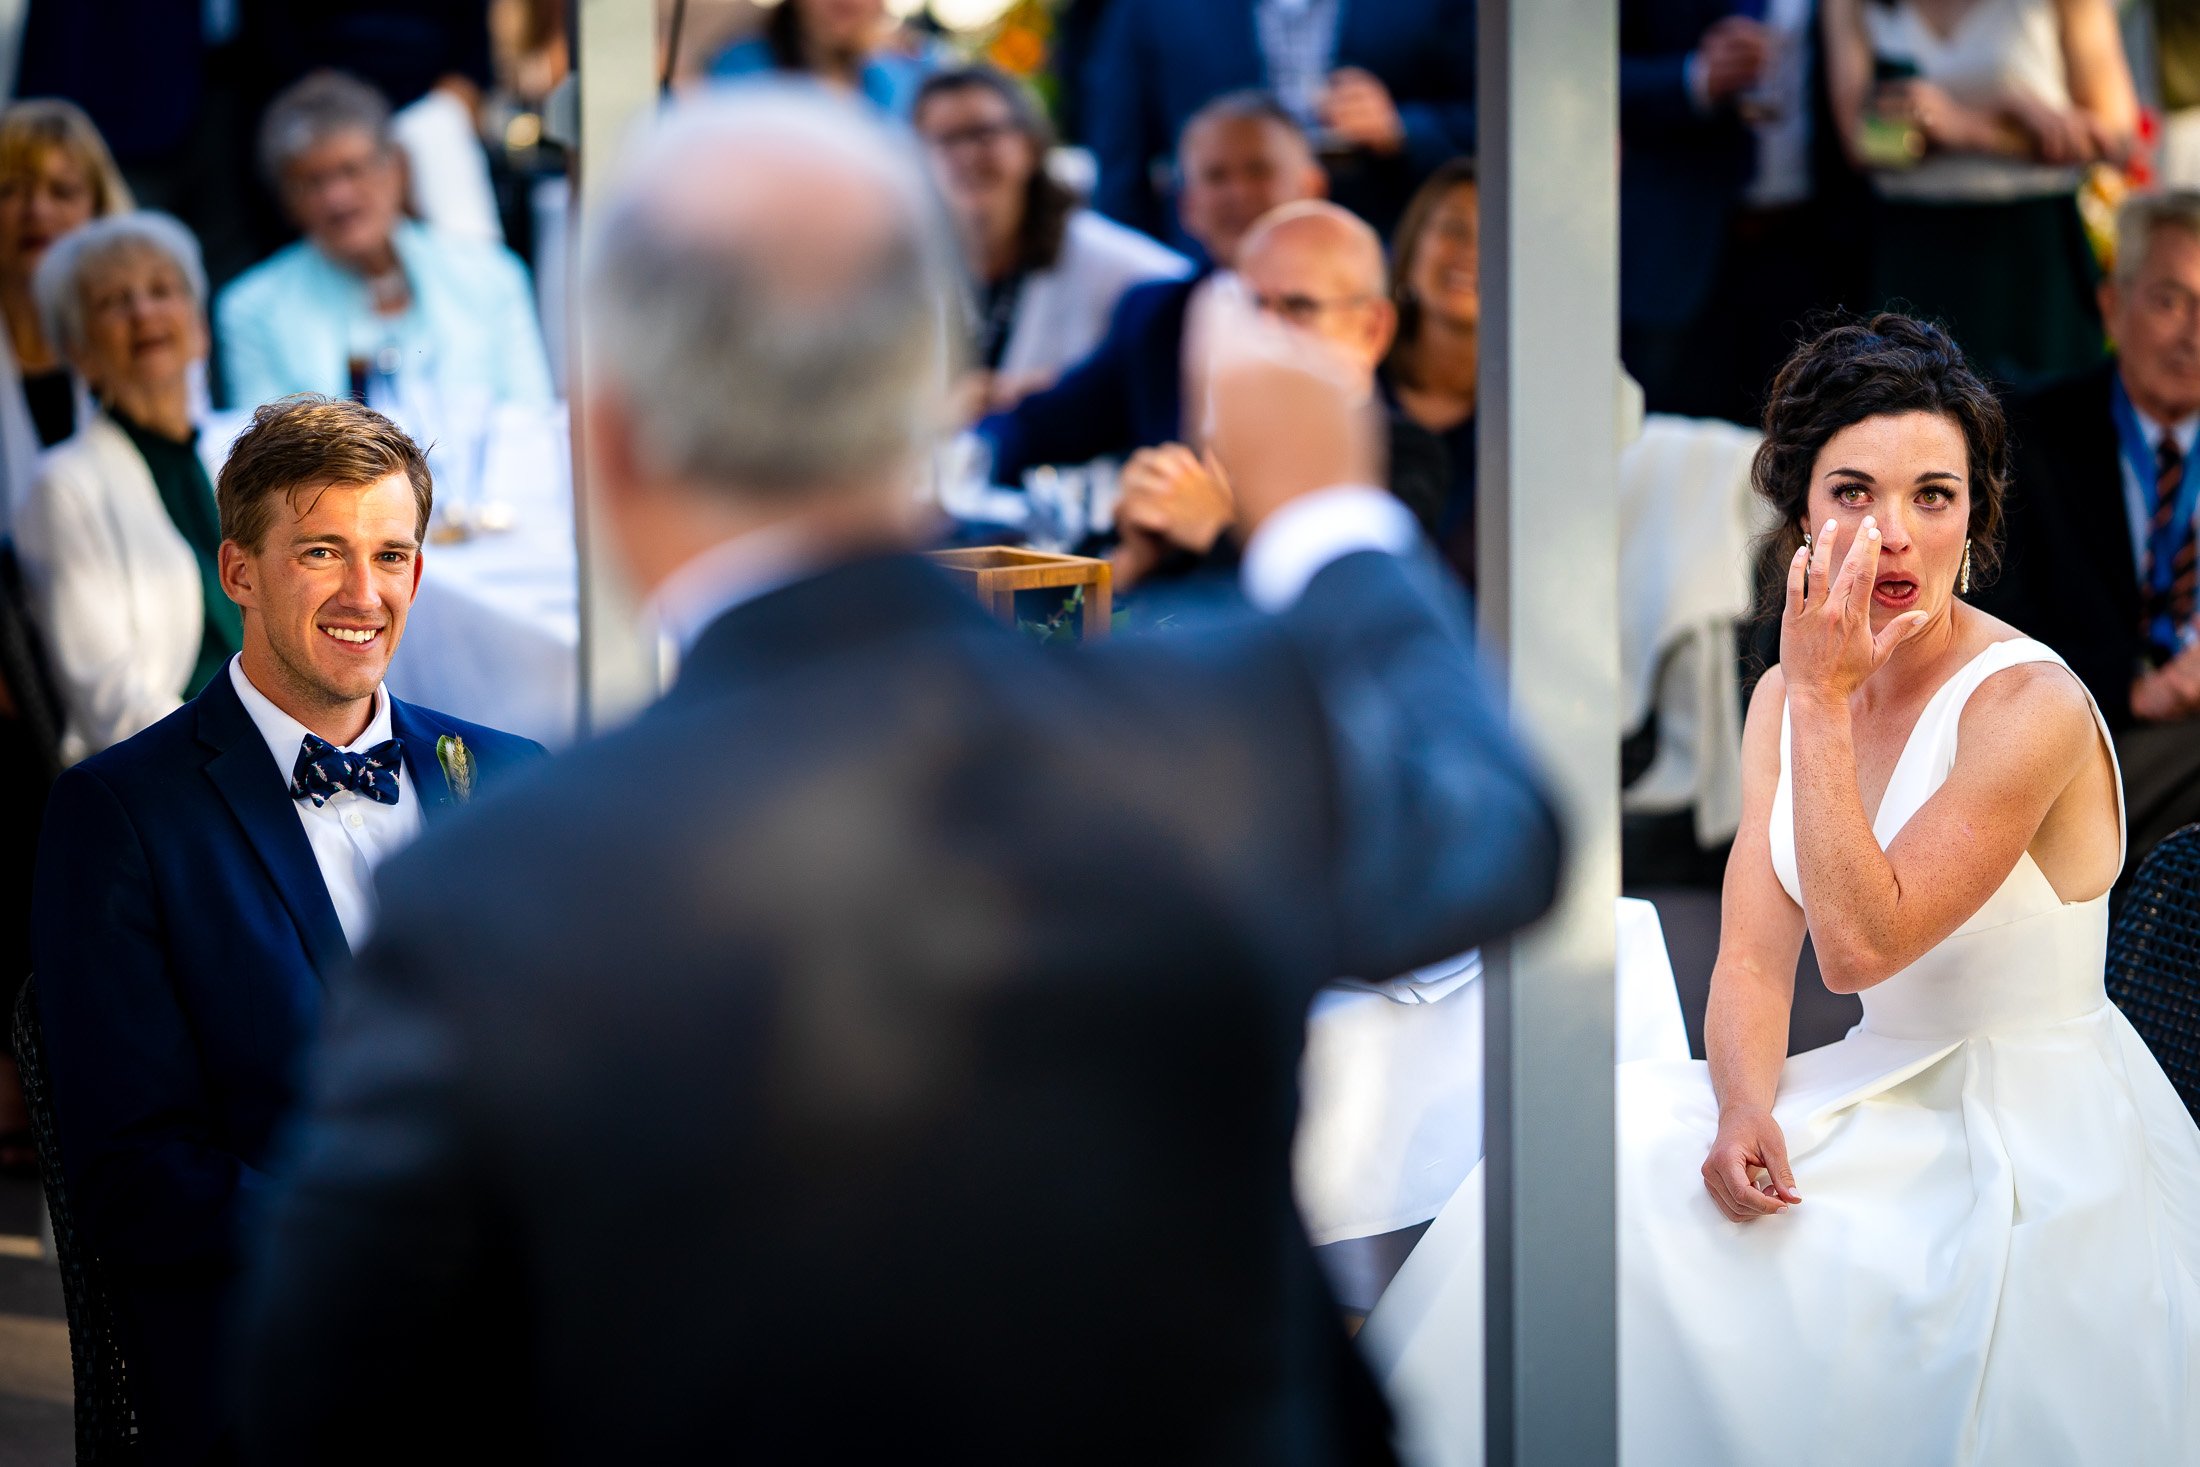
[435,734,477,804]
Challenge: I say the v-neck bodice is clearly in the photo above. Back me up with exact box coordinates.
[1771,638,2126,1040]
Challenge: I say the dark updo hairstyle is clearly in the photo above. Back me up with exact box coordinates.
[1751,312,2008,617]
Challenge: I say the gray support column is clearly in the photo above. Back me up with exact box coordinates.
[1477,1,1621,1463]
[570,0,662,731]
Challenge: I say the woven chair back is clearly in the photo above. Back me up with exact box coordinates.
[2107,823,2200,1123]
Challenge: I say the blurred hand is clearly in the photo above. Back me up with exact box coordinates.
[1117,443,1234,554]
[946,371,995,428]
[986,368,1056,413]
[1109,520,1169,593]
[1201,293,1382,539]
[2131,633,2200,722]
[1701,1105,1801,1221]
[1319,68,1405,155]
[1698,17,1771,105]
[2001,91,2098,165]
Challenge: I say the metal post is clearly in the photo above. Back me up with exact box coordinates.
[570,0,662,731]
[1477,0,1621,1463]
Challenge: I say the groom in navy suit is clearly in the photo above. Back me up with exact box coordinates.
[28,395,540,1466]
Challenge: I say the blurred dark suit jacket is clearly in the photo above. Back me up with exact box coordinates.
[240,547,1559,1465]
[1620,0,1756,333]
[980,271,1203,487]
[1081,0,1478,239]
[1984,359,2142,727]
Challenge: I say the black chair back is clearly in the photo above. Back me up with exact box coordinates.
[12,976,139,1460]
[2107,823,2200,1123]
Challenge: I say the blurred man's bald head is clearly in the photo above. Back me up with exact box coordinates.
[582,87,961,498]
[1235,201,1395,381]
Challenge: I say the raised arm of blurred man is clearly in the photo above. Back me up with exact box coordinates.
[239,86,1557,1467]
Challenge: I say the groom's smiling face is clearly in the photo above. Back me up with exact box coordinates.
[221,470,423,723]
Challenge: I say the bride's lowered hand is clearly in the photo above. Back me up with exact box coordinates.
[1702,1104,1801,1220]
[1780,516,1929,709]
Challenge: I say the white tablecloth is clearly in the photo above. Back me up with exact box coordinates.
[1293,897,1689,1246]
[385,404,580,747]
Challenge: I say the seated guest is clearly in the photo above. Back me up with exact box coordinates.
[216,71,552,411]
[706,0,937,117]
[1111,201,1447,593]
[1381,158,1479,590]
[15,212,236,762]
[0,99,132,527]
[913,64,1190,417]
[29,394,540,1467]
[1986,190,2200,869]
[977,90,1325,488]
[1082,0,1477,239]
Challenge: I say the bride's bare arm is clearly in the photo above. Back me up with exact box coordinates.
[1785,522,2103,993]
[1701,670,1810,1220]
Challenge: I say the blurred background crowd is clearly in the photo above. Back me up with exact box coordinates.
[0,0,2192,1188]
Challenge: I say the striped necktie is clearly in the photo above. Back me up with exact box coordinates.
[2142,432,2198,666]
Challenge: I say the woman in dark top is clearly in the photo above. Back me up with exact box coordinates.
[1381,158,1479,589]
[0,100,131,516]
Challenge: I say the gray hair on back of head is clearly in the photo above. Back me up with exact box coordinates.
[2114,189,2200,284]
[259,70,394,187]
[582,85,965,499]
[33,210,207,359]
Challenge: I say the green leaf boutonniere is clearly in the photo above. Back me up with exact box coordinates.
[436,734,477,804]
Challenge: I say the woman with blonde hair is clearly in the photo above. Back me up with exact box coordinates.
[0,99,130,529]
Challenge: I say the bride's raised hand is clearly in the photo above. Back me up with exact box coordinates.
[1780,516,1928,706]
[1701,1105,1801,1222]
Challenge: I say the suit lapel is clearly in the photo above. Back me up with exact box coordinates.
[195,674,350,978]
[390,698,458,824]
[2079,363,2143,618]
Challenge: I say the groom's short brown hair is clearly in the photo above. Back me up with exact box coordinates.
[217,393,434,550]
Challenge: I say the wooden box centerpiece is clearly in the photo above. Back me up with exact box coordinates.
[927,546,1112,641]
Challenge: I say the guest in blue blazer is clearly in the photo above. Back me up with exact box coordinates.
[978,91,1325,488]
[1082,0,1476,240]
[1619,0,1862,425]
[28,394,541,1467]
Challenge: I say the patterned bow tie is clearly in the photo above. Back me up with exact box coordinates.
[290,734,403,807]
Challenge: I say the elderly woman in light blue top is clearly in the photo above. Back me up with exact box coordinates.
[216,70,552,412]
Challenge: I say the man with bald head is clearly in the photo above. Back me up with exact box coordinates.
[1112,200,1449,593]
[238,87,1557,1465]
[979,90,1326,487]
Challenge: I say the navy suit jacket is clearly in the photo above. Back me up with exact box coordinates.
[29,669,540,1465]
[240,549,1560,1465]
[978,271,1201,485]
[1620,0,1756,330]
[1084,0,1477,240]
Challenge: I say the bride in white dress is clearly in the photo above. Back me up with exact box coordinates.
[1366,315,2200,1465]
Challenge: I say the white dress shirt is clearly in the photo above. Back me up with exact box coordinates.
[228,657,425,950]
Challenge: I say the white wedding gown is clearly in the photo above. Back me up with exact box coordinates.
[1365,638,2200,1466]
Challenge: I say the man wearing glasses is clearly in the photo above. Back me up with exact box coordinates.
[1110,200,1447,594]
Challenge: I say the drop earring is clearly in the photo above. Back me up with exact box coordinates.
[1959,538,1972,596]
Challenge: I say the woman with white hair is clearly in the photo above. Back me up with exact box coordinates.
[15,211,237,761]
